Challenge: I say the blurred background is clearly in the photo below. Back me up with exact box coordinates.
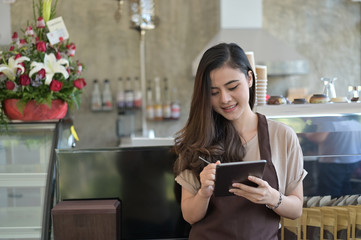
[2,0,360,148]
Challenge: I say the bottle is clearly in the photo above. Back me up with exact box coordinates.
[91,79,102,111]
[162,77,171,119]
[146,79,154,120]
[102,79,113,111]
[125,77,134,109]
[321,77,337,99]
[133,76,142,109]
[116,77,125,114]
[348,86,360,102]
[153,77,163,120]
[171,87,180,120]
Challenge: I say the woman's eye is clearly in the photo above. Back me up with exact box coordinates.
[229,84,239,91]
[211,92,219,96]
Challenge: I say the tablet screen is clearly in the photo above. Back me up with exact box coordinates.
[214,160,267,197]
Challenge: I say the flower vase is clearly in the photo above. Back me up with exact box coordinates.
[3,99,68,121]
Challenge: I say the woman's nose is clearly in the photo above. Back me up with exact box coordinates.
[220,91,231,103]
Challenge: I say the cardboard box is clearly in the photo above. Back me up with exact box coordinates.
[52,199,121,240]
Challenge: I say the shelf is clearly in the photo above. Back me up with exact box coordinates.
[0,206,42,239]
[303,154,361,161]
[0,227,41,239]
[255,102,361,118]
[0,173,47,187]
[0,164,48,174]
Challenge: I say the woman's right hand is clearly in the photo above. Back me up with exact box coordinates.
[198,160,221,198]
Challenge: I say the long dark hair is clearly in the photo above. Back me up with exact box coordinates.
[173,43,256,178]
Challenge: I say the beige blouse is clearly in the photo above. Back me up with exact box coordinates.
[175,119,307,196]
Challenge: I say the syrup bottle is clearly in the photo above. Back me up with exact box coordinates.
[91,79,102,111]
[154,77,163,120]
[162,77,171,119]
[102,79,113,111]
[116,77,125,114]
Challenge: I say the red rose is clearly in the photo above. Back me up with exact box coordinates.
[15,54,21,59]
[5,81,15,90]
[19,39,27,48]
[36,41,47,52]
[73,78,86,89]
[25,26,34,37]
[19,74,31,86]
[9,46,15,51]
[12,32,18,42]
[66,43,76,56]
[50,79,63,92]
[37,17,45,28]
[77,63,83,73]
[56,52,62,60]
[38,69,46,79]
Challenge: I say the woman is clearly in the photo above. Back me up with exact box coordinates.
[173,43,307,239]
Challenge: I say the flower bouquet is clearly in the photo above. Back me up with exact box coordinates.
[0,0,86,127]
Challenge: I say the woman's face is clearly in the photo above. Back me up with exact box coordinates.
[210,65,252,122]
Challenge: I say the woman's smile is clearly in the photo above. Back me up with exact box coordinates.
[222,103,238,113]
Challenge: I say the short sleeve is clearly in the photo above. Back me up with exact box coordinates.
[283,124,308,195]
[267,120,308,196]
[175,169,200,195]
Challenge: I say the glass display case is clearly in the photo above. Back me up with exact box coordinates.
[0,120,73,240]
[255,103,361,197]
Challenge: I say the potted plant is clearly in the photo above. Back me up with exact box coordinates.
[0,0,86,129]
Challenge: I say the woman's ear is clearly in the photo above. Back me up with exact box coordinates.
[248,71,253,87]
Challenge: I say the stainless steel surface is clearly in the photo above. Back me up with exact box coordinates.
[130,0,157,137]
[140,29,148,136]
[119,136,174,147]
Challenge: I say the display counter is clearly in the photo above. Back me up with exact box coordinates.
[0,120,74,240]
[255,103,361,197]
[54,103,361,239]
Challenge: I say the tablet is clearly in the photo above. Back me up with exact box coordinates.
[214,160,267,197]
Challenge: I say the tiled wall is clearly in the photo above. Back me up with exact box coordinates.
[8,0,360,148]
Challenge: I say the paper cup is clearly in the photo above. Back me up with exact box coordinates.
[246,51,256,73]
[256,79,268,84]
[256,65,267,80]
[256,86,267,91]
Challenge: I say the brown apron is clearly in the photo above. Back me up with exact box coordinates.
[189,113,280,240]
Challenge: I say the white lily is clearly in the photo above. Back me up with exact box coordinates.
[0,56,30,81]
[42,0,52,23]
[30,53,69,85]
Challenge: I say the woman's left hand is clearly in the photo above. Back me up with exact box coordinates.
[229,176,279,206]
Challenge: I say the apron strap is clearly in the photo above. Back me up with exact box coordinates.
[256,112,272,163]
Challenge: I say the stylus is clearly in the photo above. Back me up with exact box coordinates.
[198,156,211,165]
